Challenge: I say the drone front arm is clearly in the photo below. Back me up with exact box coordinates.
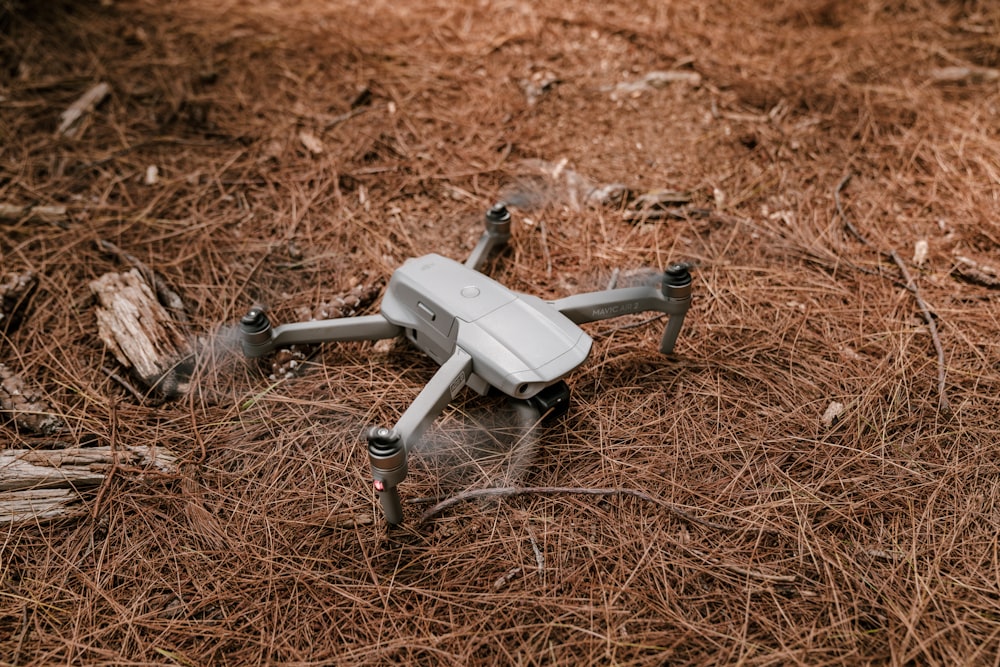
[465,203,512,272]
[395,347,473,448]
[367,347,473,524]
[240,309,402,358]
[551,267,692,354]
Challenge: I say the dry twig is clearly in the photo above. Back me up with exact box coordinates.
[834,174,951,413]
[889,250,951,413]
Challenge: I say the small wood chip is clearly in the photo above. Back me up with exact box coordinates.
[0,204,68,224]
[298,130,325,155]
[821,401,845,427]
[56,82,111,137]
[913,239,928,266]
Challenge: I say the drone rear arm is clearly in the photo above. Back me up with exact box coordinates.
[367,347,473,524]
[240,309,402,358]
[551,266,692,354]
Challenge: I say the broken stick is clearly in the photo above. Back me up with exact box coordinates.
[834,174,951,413]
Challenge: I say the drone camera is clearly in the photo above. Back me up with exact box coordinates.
[527,380,571,420]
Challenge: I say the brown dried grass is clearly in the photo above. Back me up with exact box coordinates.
[2,0,1000,664]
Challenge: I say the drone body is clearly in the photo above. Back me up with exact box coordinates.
[382,252,591,400]
[240,204,692,525]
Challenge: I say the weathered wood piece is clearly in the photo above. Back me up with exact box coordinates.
[0,489,76,524]
[0,445,177,524]
[97,239,189,323]
[56,81,110,137]
[90,269,193,397]
[0,270,38,332]
[0,363,64,435]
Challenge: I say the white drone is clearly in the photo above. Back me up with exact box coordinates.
[240,204,692,524]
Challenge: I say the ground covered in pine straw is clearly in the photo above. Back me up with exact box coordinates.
[2,0,1000,664]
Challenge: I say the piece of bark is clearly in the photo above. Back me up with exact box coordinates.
[0,270,38,332]
[90,269,193,397]
[0,363,64,435]
[0,445,177,492]
[56,81,110,137]
[0,204,68,224]
[0,445,177,524]
[97,239,189,323]
[502,158,630,211]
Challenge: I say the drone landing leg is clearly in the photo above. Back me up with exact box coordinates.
[368,347,474,524]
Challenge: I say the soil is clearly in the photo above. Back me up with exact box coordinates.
[2,0,1000,664]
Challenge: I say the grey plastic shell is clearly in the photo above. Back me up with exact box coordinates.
[381,254,592,399]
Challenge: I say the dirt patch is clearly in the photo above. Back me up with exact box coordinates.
[2,0,999,664]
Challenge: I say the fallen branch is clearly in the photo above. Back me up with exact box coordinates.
[0,445,177,524]
[1,445,176,492]
[419,485,733,531]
